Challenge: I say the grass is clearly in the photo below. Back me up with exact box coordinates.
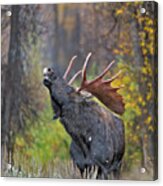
[1,99,155,180]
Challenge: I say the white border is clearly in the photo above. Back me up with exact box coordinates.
[0,0,162,186]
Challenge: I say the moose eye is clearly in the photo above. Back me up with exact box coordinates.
[47,68,51,72]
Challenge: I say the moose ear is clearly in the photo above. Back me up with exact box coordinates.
[65,86,74,94]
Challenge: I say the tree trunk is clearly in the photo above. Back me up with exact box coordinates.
[1,5,22,170]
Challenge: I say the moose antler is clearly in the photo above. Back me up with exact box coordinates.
[63,53,125,115]
[77,53,125,115]
[63,55,77,80]
[63,55,82,85]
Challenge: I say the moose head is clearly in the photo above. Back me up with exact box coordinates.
[43,53,125,115]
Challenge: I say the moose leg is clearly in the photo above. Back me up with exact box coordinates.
[112,169,121,180]
[97,167,108,180]
[89,165,99,179]
[112,162,122,180]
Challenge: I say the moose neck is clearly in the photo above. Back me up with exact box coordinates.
[48,78,76,119]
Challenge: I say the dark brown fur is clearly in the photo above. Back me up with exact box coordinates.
[43,67,125,179]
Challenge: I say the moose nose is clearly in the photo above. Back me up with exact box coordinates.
[43,77,52,87]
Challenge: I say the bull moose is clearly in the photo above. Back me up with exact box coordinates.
[43,53,125,179]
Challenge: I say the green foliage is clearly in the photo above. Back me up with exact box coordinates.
[14,102,71,174]
[10,32,71,176]
[111,2,157,170]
